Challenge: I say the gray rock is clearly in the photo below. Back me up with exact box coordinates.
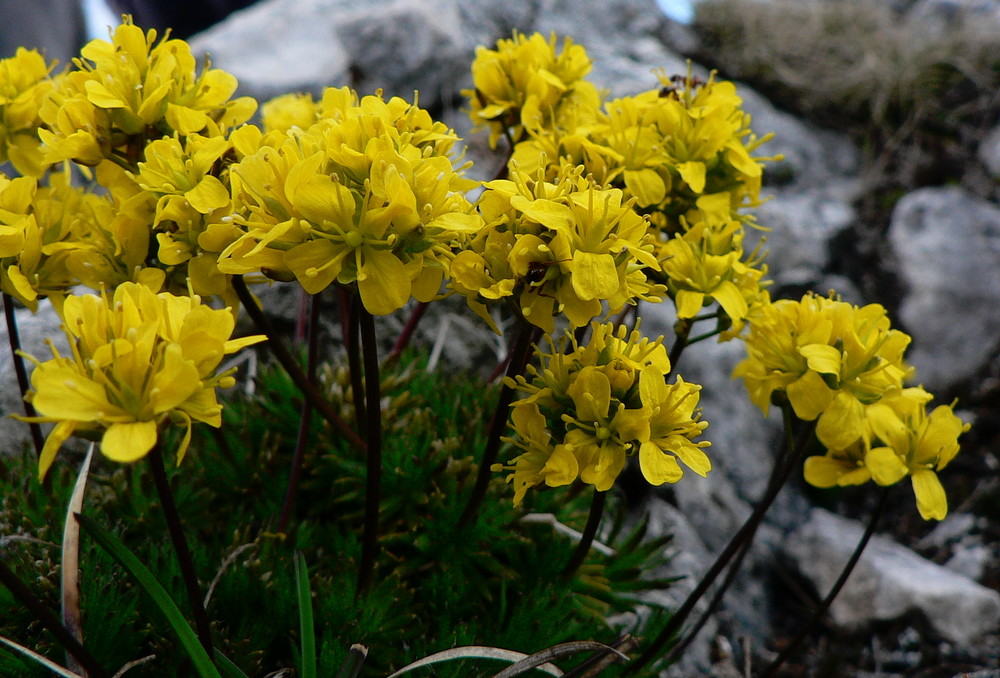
[737,87,861,189]
[0,300,67,455]
[783,508,1000,647]
[887,186,1000,391]
[979,124,1000,179]
[189,0,350,102]
[748,183,860,294]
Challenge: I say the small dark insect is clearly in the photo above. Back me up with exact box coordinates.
[659,74,706,98]
[524,259,570,285]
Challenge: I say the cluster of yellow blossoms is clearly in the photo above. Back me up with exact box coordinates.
[19,283,263,476]
[498,322,709,504]
[734,294,970,519]
[0,18,969,518]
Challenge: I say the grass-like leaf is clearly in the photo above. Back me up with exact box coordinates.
[0,635,84,678]
[333,644,368,678]
[61,444,95,674]
[493,641,627,678]
[294,551,316,678]
[212,649,250,678]
[75,513,222,678]
[386,646,563,677]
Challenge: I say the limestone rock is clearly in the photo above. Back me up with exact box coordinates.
[783,508,1000,647]
[887,186,1000,391]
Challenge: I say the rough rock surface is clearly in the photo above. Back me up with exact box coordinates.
[0,301,66,454]
[887,186,1000,391]
[783,508,1000,647]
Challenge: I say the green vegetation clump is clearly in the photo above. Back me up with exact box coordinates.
[0,351,673,677]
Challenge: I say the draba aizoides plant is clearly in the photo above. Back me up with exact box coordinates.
[0,17,971,678]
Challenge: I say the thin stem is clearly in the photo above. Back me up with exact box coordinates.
[148,445,214,658]
[343,291,366,430]
[3,292,44,457]
[759,487,890,678]
[277,292,322,535]
[663,405,798,665]
[561,489,608,579]
[355,304,383,598]
[0,555,110,678]
[383,300,428,367]
[666,317,692,381]
[231,276,366,453]
[459,316,536,528]
[626,414,817,674]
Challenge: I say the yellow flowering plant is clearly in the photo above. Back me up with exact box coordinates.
[15,282,264,475]
[499,322,710,504]
[0,19,978,678]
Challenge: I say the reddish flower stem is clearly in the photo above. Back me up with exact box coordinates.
[759,487,889,678]
[277,292,322,535]
[231,276,366,453]
[355,304,383,597]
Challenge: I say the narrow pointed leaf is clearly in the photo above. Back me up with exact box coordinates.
[294,551,316,678]
[75,514,222,678]
[62,444,95,674]
[386,646,562,678]
[212,650,251,678]
[0,635,84,678]
[493,641,627,678]
[333,644,368,678]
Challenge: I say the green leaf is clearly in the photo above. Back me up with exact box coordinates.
[75,514,222,678]
[212,649,250,678]
[294,551,316,678]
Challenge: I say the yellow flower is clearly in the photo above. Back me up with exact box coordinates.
[38,18,255,168]
[0,47,55,177]
[498,322,709,502]
[464,31,596,148]
[804,388,970,521]
[734,293,912,434]
[218,91,483,315]
[451,166,663,333]
[16,282,264,477]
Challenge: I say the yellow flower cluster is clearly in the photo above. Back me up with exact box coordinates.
[0,171,143,312]
[498,322,710,505]
[0,48,54,178]
[463,31,600,150]
[38,20,255,168]
[449,165,664,333]
[467,36,775,340]
[215,88,484,315]
[734,293,969,519]
[17,282,265,476]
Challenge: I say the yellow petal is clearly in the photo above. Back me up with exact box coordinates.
[816,392,865,450]
[541,444,579,487]
[357,248,411,315]
[639,440,683,485]
[39,420,76,480]
[912,469,947,521]
[865,446,909,486]
[570,250,619,301]
[101,421,158,463]
[676,161,706,193]
[785,371,836,421]
[804,455,852,488]
[185,175,230,214]
[799,344,842,376]
[624,168,666,207]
